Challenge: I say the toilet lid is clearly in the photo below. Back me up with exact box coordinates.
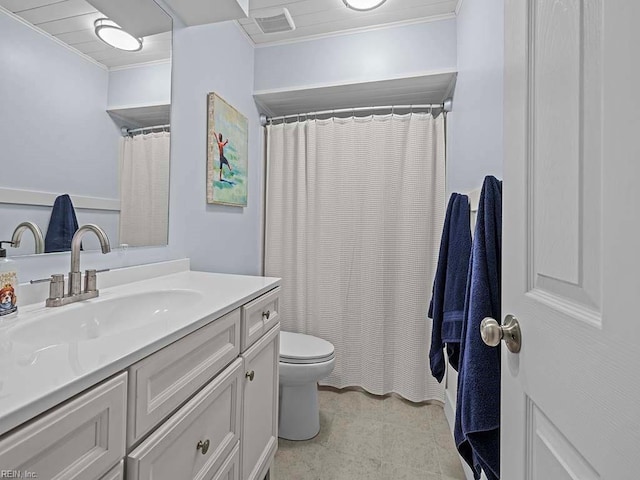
[280,331,335,364]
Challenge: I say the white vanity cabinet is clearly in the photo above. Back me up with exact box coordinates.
[0,373,127,480]
[240,286,280,351]
[100,461,124,480]
[240,324,280,480]
[0,280,280,480]
[126,309,241,448]
[127,359,243,480]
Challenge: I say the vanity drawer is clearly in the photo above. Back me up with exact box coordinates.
[214,443,240,480]
[127,308,240,447]
[0,372,126,480]
[101,460,124,480]
[241,287,280,351]
[127,359,243,480]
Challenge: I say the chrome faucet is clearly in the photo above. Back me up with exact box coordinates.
[45,224,111,307]
[11,221,44,254]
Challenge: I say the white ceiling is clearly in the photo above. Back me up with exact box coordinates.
[240,0,459,45]
[0,0,171,69]
[2,0,458,67]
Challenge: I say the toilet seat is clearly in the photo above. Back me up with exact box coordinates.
[279,331,335,364]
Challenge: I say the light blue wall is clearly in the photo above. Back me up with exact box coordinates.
[254,19,457,92]
[171,21,262,275]
[108,62,171,108]
[0,11,119,199]
[446,0,504,194]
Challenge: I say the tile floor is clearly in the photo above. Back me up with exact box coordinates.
[271,388,466,480]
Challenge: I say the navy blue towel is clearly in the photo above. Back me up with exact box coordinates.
[428,193,472,381]
[454,176,502,480]
[45,194,79,253]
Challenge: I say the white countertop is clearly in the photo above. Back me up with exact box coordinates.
[0,263,280,437]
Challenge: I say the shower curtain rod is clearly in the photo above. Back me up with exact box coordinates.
[121,124,170,136]
[260,99,453,125]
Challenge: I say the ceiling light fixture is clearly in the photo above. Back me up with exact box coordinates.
[343,0,387,11]
[94,18,143,52]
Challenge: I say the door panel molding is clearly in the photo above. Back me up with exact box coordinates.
[525,0,604,326]
[525,398,600,480]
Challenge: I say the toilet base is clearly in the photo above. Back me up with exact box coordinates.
[278,382,320,440]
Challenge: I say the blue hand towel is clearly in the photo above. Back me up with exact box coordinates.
[45,194,79,253]
[454,175,502,480]
[428,193,472,381]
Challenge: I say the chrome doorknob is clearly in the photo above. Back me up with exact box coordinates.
[480,314,522,353]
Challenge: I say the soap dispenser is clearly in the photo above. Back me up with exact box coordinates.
[0,242,18,319]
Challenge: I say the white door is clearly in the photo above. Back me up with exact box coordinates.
[502,1,640,479]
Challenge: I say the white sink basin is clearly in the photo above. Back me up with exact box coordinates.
[9,289,203,348]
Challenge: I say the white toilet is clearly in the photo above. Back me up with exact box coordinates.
[278,331,335,441]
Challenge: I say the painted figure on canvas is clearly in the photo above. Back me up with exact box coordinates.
[207,93,248,206]
[214,131,233,181]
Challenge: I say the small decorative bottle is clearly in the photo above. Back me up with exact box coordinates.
[0,242,18,320]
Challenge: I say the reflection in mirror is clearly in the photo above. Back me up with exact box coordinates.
[0,0,172,256]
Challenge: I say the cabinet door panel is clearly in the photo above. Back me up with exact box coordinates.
[0,373,126,480]
[127,359,242,480]
[100,460,124,480]
[241,324,279,480]
[212,443,240,480]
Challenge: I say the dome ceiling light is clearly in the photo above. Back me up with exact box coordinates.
[343,0,387,11]
[94,18,143,52]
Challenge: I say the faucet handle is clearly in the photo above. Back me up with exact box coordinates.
[49,274,65,300]
[84,268,109,293]
[84,270,97,293]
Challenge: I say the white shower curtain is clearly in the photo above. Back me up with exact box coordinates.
[265,113,446,402]
[119,132,170,247]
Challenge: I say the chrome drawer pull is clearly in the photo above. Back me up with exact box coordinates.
[246,370,255,381]
[197,439,210,455]
[263,310,271,320]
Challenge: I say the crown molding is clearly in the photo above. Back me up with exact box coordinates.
[252,13,456,48]
[109,58,171,71]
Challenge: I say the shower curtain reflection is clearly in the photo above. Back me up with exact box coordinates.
[119,132,170,247]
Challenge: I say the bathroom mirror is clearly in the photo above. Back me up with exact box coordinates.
[0,0,172,256]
